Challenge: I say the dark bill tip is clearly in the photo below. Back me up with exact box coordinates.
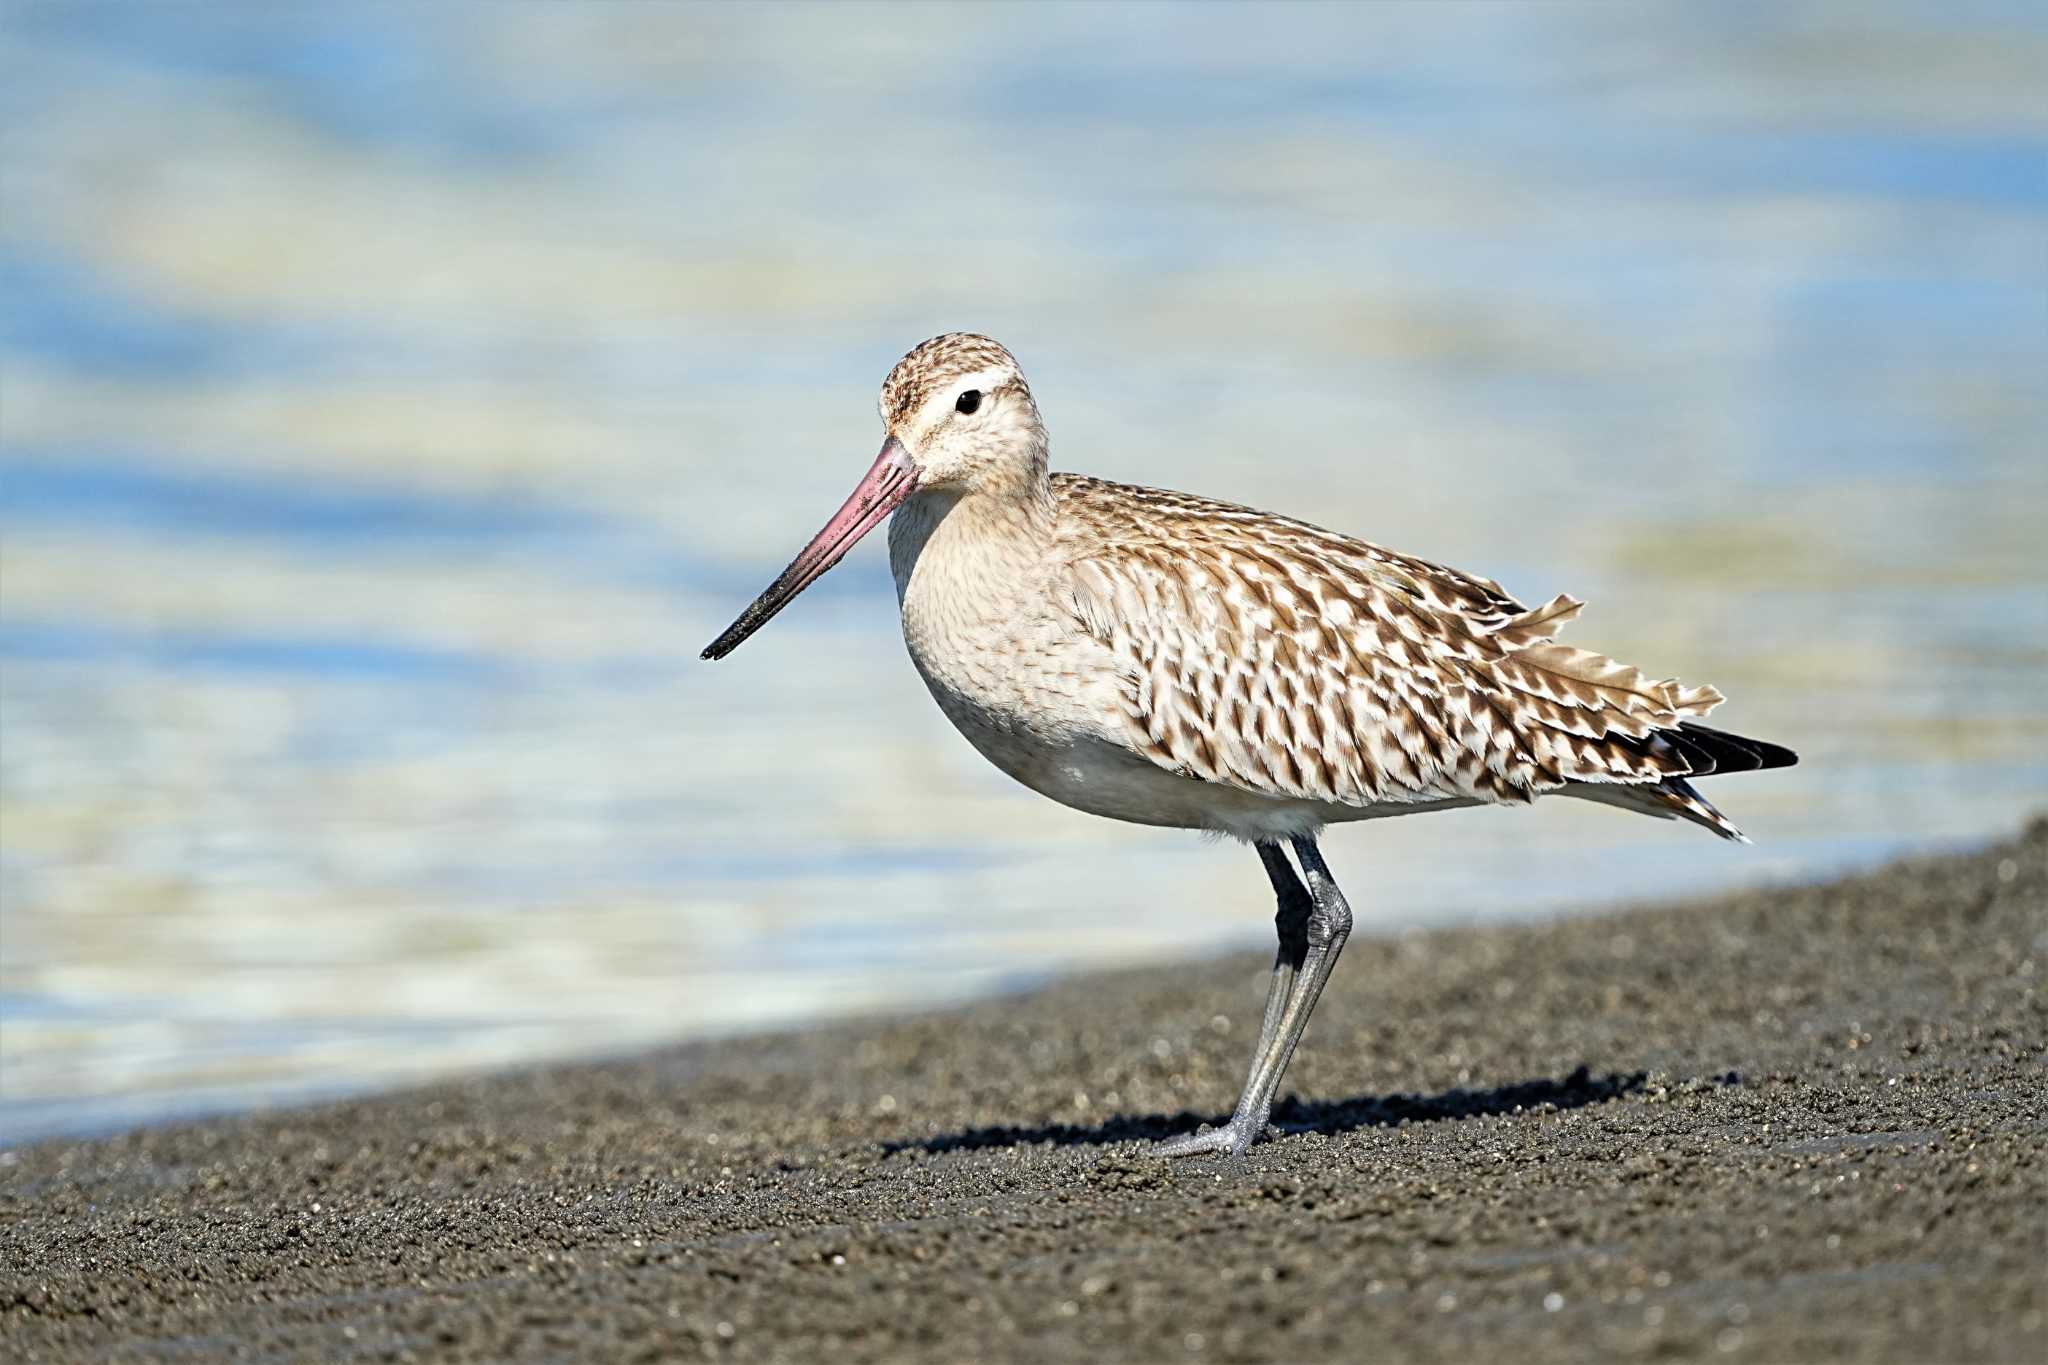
[699,438,917,661]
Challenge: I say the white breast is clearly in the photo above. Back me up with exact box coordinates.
[886,488,1344,836]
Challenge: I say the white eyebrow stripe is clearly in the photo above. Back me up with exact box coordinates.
[932,367,1012,408]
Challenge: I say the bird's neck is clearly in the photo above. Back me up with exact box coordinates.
[969,440,1053,514]
[887,456,1055,612]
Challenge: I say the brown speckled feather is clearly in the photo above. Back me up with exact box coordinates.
[879,333,1019,427]
[837,332,1793,846]
[688,331,1794,1162]
[1051,474,1740,831]
[709,330,1796,1162]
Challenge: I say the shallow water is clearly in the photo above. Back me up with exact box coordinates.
[3,2,2045,1143]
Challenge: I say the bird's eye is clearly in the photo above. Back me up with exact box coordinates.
[955,389,982,415]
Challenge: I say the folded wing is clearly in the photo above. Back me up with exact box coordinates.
[1053,474,1791,836]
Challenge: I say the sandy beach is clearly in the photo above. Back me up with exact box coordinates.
[4,819,2043,1362]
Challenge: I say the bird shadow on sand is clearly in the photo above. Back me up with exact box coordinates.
[885,1065,1664,1157]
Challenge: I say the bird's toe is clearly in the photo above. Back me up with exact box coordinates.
[1146,1118,1269,1160]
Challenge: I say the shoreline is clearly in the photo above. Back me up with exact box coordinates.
[5,820,2043,1362]
[3,822,1957,1153]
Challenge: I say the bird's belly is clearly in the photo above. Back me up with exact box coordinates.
[969,724,1481,839]
[905,645,1336,837]
[952,710,1270,830]
[892,559,1429,839]
[897,624,1207,829]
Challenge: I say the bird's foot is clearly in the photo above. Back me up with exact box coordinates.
[1146,1116,1276,1160]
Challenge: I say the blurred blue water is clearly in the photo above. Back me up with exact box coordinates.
[10,2,568,163]
[1,252,342,378]
[1,451,581,540]
[2,0,2044,1144]
[0,618,508,681]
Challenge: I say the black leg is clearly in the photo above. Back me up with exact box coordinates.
[1151,835,1354,1158]
[1245,840,1311,1087]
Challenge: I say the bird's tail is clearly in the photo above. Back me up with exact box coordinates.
[1567,723,1797,843]
[1649,777,1753,843]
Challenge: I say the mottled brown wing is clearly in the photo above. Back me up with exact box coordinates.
[1051,475,1724,811]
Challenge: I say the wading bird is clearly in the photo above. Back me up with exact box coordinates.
[703,334,1795,1158]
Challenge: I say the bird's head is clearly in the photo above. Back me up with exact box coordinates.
[701,333,1042,661]
[876,332,1045,495]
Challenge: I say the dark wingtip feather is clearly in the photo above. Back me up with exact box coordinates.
[1658,776,1751,841]
[1678,723,1799,773]
[1659,728,1722,776]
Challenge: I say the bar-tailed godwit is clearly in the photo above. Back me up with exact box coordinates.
[704,333,1796,1158]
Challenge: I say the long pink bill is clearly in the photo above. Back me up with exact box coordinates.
[700,437,919,660]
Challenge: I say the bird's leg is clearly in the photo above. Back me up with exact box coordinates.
[1245,840,1310,1085]
[1150,836,1352,1159]
[1239,834,1353,1124]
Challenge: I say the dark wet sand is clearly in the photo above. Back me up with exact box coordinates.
[6,822,2044,1363]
